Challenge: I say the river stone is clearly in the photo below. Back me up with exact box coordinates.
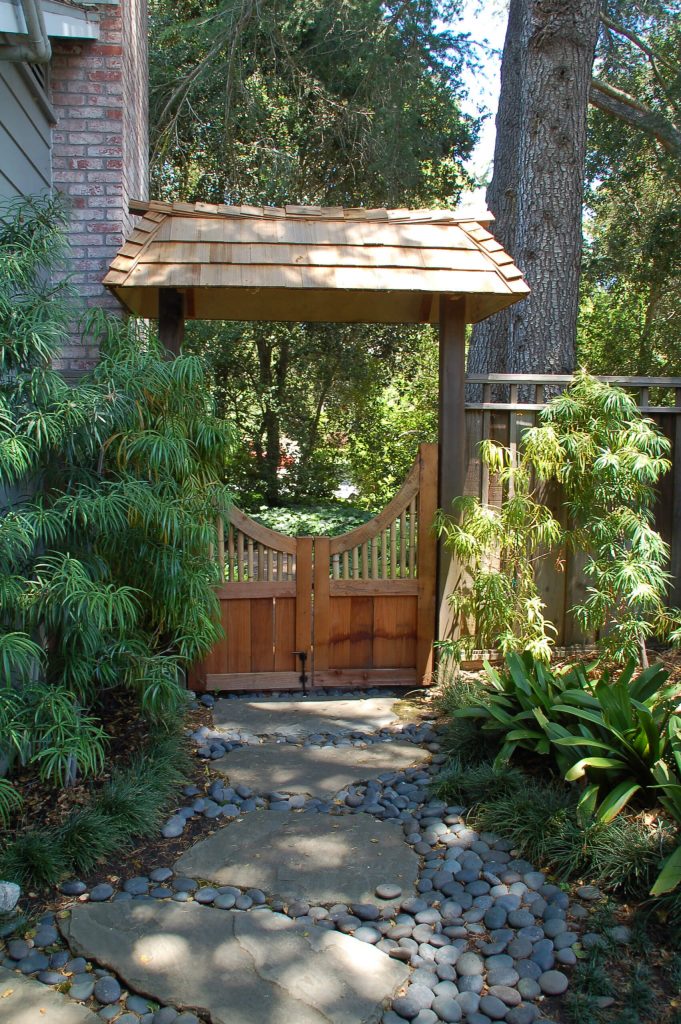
[0,881,20,911]
[0,967,98,1023]
[212,697,410,740]
[174,811,419,905]
[211,743,428,799]
[60,900,408,1024]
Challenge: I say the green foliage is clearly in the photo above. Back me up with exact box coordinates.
[539,661,680,824]
[0,780,23,828]
[150,0,476,207]
[0,829,68,889]
[152,0,462,512]
[0,730,193,889]
[0,194,234,799]
[453,653,592,768]
[439,647,681,899]
[579,2,681,377]
[188,318,438,509]
[439,372,679,663]
[434,757,676,898]
[436,480,561,663]
[252,503,373,537]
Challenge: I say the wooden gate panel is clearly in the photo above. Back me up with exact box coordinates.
[274,598,297,671]
[250,599,275,672]
[313,443,437,689]
[194,511,311,692]
[373,595,417,668]
[194,445,437,692]
[327,596,373,669]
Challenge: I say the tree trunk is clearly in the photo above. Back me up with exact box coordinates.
[468,0,601,376]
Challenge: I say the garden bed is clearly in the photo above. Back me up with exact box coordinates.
[430,654,681,1024]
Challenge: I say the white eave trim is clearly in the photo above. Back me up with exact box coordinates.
[0,0,100,40]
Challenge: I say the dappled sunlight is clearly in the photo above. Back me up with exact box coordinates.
[133,931,192,971]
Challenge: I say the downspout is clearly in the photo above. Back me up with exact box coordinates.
[0,0,51,63]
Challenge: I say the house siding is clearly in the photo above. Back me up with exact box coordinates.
[0,62,53,199]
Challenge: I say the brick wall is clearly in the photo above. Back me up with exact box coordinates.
[50,0,148,372]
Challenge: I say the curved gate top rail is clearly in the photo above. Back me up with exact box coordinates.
[194,443,438,692]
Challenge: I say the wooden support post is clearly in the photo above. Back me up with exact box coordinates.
[158,287,185,357]
[295,536,313,682]
[313,537,330,676]
[416,444,438,685]
[672,388,681,607]
[437,296,467,642]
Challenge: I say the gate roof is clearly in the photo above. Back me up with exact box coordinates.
[104,200,529,325]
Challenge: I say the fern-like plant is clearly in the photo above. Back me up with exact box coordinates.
[0,194,234,804]
[439,371,680,664]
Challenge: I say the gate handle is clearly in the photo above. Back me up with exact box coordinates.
[292,650,308,694]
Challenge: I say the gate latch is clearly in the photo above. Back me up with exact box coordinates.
[292,650,308,694]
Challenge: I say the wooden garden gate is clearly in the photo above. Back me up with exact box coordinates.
[194,444,437,692]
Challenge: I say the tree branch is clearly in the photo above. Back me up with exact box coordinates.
[589,77,681,161]
[599,11,680,74]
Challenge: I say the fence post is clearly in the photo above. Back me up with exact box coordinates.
[438,297,467,642]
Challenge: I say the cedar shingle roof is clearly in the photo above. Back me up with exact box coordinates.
[103,200,529,324]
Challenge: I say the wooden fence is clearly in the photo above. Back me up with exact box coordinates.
[461,374,681,645]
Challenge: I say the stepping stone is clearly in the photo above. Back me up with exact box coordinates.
[60,901,408,1024]
[175,811,419,905]
[0,967,98,1023]
[213,697,409,740]
[212,741,427,798]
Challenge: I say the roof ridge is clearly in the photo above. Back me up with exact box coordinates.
[128,199,494,226]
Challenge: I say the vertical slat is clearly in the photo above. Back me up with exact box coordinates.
[362,540,369,579]
[313,537,330,674]
[295,537,313,676]
[237,531,244,582]
[408,498,416,576]
[382,530,389,579]
[342,550,349,579]
[438,300,466,645]
[417,443,438,686]
[372,536,379,580]
[227,525,235,582]
[216,520,227,585]
[400,510,407,577]
[481,382,491,506]
[264,547,270,581]
[672,390,681,605]
[247,538,254,580]
[277,550,283,581]
[508,383,518,499]
[332,553,340,579]
[258,543,265,580]
[352,546,359,579]
[639,386,649,407]
[390,521,397,578]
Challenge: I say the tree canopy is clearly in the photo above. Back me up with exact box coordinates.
[150,0,477,207]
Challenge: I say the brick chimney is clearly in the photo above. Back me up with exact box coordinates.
[49,0,148,372]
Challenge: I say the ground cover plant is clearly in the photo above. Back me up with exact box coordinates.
[251,502,373,537]
[438,372,681,665]
[0,195,233,880]
[435,652,681,909]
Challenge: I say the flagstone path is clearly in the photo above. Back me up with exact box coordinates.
[0,691,590,1024]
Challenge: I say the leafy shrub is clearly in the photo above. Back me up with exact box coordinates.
[0,728,192,888]
[539,661,680,823]
[434,759,676,898]
[438,371,680,664]
[452,652,592,767]
[0,195,234,800]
